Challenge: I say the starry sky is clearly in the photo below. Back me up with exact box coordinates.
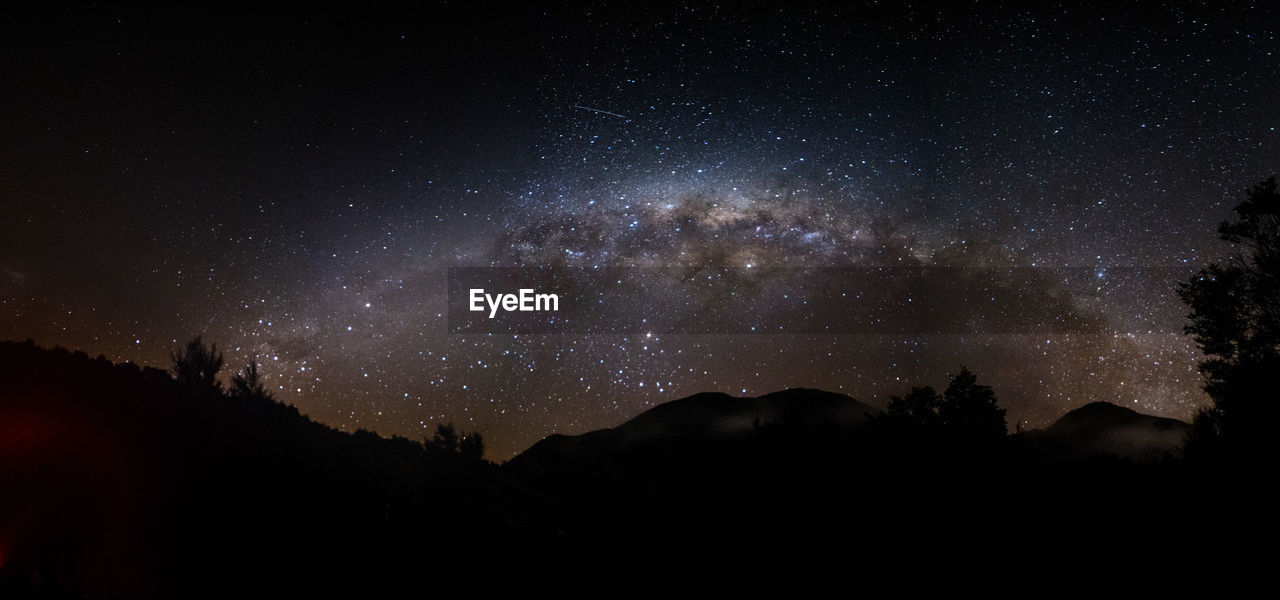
[2,2,1277,459]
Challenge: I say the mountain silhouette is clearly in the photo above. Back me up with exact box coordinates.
[498,386,1214,573]
[1024,401,1190,461]
[508,388,876,471]
[0,339,1246,595]
[509,390,1189,471]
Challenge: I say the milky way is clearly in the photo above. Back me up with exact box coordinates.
[2,3,1277,457]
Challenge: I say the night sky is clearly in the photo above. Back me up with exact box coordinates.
[2,3,1277,459]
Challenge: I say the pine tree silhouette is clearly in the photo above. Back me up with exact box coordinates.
[170,335,224,390]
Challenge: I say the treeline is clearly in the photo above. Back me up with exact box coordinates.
[168,334,487,460]
[0,338,505,598]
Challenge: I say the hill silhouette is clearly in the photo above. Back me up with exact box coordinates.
[508,390,1189,473]
[508,388,876,470]
[499,386,1222,571]
[0,340,505,597]
[0,339,1263,595]
[1023,401,1191,462]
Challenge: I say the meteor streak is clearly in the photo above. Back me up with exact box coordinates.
[572,105,629,119]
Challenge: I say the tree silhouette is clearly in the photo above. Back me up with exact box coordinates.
[878,369,1005,439]
[429,422,460,453]
[938,366,1006,438]
[459,432,485,461]
[170,335,224,390]
[427,422,485,461]
[885,385,943,427]
[1178,176,1280,456]
[230,357,271,401]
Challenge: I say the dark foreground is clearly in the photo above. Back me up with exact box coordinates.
[0,340,1267,597]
